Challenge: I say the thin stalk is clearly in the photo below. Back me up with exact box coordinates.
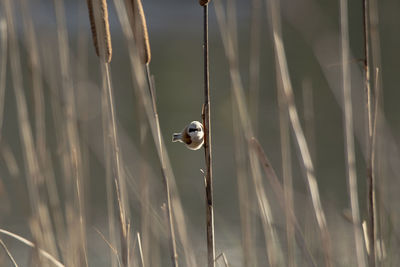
[368,0,382,261]
[0,229,64,267]
[87,0,131,264]
[137,232,145,267]
[112,0,197,265]
[0,238,18,267]
[232,96,255,266]
[362,0,376,265]
[201,5,215,267]
[250,138,317,267]
[145,63,178,267]
[0,18,7,142]
[249,0,261,133]
[103,63,130,267]
[302,79,316,164]
[265,0,332,265]
[340,0,367,266]
[54,0,89,264]
[102,73,119,267]
[214,253,230,267]
[130,0,178,264]
[214,2,284,265]
[277,73,295,267]
[94,227,121,266]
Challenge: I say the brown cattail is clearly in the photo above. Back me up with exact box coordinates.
[125,0,151,64]
[86,0,112,63]
[199,0,210,6]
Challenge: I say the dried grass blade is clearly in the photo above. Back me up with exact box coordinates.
[340,0,367,265]
[213,1,284,265]
[265,0,332,265]
[0,229,64,267]
[0,238,18,267]
[0,18,7,142]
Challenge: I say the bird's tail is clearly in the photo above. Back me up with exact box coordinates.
[172,133,182,142]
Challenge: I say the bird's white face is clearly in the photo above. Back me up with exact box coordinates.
[187,121,204,142]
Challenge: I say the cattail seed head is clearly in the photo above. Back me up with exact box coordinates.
[126,0,151,64]
[86,0,112,63]
[199,0,210,6]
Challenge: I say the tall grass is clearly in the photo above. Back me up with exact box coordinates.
[0,0,399,266]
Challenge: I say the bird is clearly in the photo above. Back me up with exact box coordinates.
[172,121,204,150]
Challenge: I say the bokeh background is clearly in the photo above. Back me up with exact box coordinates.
[1,0,400,266]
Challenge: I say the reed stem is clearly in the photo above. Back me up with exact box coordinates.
[201,4,215,267]
[362,0,376,265]
[145,63,178,267]
[340,0,367,265]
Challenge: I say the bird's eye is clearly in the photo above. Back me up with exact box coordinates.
[188,128,197,133]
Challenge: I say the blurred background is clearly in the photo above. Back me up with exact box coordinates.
[1,0,400,266]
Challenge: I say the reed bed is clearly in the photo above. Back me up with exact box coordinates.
[0,0,400,266]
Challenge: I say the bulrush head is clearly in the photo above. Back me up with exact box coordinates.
[86,0,112,63]
[125,0,151,64]
[199,0,211,6]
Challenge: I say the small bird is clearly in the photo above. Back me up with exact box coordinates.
[172,121,204,150]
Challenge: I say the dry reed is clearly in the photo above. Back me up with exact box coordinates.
[265,0,333,265]
[249,0,261,134]
[201,4,215,267]
[250,137,317,267]
[0,18,6,143]
[214,1,285,265]
[340,0,367,266]
[215,252,230,267]
[362,0,376,265]
[0,229,64,267]
[53,0,89,264]
[112,0,197,266]
[0,238,18,267]
[86,0,132,265]
[277,71,295,267]
[126,0,179,265]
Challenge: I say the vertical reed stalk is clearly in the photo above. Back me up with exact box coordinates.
[101,73,119,267]
[2,2,59,265]
[145,63,178,267]
[302,79,316,164]
[87,0,130,265]
[277,71,295,267]
[137,232,145,267]
[362,0,376,265]
[249,0,261,133]
[200,4,215,267]
[367,0,382,260]
[113,0,198,265]
[250,137,317,267]
[130,0,178,264]
[53,0,88,264]
[0,18,6,142]
[214,1,285,264]
[103,63,130,267]
[265,0,332,265]
[340,0,367,266]
[232,99,255,266]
